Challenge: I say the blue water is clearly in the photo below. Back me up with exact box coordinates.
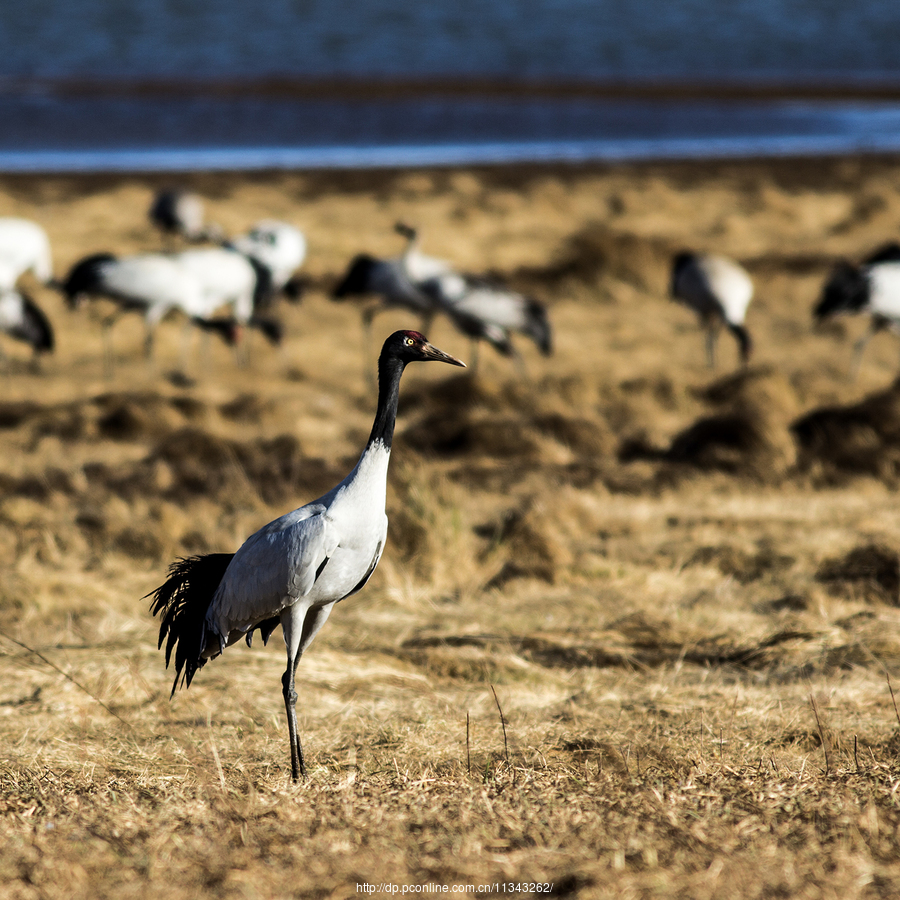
[4,0,900,82]
[1,1,900,171]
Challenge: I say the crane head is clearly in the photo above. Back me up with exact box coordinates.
[814,261,868,322]
[59,252,117,308]
[383,330,466,368]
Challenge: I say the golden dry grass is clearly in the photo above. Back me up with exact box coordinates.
[3,158,900,898]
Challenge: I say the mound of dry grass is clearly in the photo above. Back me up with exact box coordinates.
[793,378,900,483]
[517,222,675,295]
[663,367,800,480]
[476,499,576,586]
[816,543,900,605]
[0,390,209,447]
[686,544,796,583]
[150,427,339,504]
[398,373,618,500]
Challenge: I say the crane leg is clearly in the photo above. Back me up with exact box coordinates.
[850,325,875,381]
[102,323,115,380]
[179,321,195,373]
[235,329,249,369]
[511,345,529,380]
[282,656,306,781]
[143,325,156,360]
[100,312,124,379]
[279,602,334,781]
[705,327,718,369]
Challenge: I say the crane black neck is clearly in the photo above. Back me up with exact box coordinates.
[367,352,407,451]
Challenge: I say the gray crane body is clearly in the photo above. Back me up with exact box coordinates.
[206,442,390,663]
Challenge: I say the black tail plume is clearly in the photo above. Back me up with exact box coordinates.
[864,242,900,265]
[814,262,869,320]
[146,553,233,697]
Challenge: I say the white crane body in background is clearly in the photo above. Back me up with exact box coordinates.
[149,189,223,243]
[0,218,54,290]
[670,251,754,368]
[230,220,307,301]
[60,252,240,368]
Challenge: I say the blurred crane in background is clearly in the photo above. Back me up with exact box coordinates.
[670,251,754,369]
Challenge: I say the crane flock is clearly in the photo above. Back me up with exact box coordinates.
[5,186,900,377]
[0,197,308,371]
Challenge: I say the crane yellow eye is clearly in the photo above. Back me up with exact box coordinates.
[404,337,414,346]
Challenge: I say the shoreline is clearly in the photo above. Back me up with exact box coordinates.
[2,81,900,175]
[3,137,900,176]
[3,142,900,176]
[1,150,896,193]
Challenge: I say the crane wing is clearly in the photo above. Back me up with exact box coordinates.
[210,504,339,633]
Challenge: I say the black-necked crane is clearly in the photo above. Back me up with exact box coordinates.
[670,251,754,368]
[814,247,900,377]
[230,220,307,303]
[60,252,239,370]
[0,218,55,290]
[391,224,552,370]
[147,330,465,781]
[148,189,222,243]
[0,288,54,364]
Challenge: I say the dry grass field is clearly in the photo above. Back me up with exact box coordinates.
[3,156,900,898]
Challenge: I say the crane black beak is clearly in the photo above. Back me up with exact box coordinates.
[420,341,466,368]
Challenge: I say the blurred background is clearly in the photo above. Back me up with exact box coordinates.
[1,0,900,170]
